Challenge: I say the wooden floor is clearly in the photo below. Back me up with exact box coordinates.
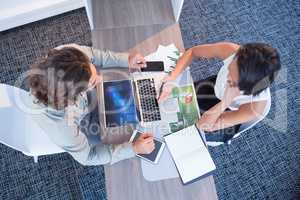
[91,0,177,52]
[91,24,170,52]
[92,0,175,30]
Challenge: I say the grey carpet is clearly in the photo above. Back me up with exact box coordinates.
[179,0,300,199]
[0,1,300,199]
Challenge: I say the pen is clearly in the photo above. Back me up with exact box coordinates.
[157,82,165,100]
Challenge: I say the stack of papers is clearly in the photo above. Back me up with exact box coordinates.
[145,44,181,73]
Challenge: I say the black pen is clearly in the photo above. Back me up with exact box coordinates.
[157,82,165,100]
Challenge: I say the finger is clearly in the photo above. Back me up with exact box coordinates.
[150,141,155,147]
[147,146,155,154]
[136,60,146,67]
[93,75,101,85]
[141,59,147,67]
[89,78,96,88]
[142,133,153,138]
[136,60,143,65]
[143,135,153,141]
[140,63,147,68]
[95,76,102,84]
[149,144,155,152]
[147,142,155,148]
[157,92,169,102]
[143,137,154,143]
[90,75,96,83]
[137,63,146,68]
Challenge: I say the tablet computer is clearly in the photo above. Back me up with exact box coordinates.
[130,130,165,164]
[102,80,139,127]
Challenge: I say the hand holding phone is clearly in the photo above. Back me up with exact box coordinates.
[129,53,146,69]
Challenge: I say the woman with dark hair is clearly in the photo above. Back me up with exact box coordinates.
[158,42,281,143]
[28,43,155,165]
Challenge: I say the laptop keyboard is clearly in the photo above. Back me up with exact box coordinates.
[136,78,161,122]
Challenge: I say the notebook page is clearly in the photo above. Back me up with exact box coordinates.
[165,125,216,184]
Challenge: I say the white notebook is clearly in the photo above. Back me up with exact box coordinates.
[164,125,216,184]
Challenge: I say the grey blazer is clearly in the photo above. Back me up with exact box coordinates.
[29,44,135,166]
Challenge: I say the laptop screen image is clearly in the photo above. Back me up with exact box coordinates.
[103,80,139,127]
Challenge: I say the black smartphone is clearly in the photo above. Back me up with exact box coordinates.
[141,61,165,72]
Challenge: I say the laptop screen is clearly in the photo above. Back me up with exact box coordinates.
[103,80,139,127]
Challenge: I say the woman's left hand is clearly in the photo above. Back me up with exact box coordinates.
[196,120,215,132]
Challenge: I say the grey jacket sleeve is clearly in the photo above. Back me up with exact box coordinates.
[28,95,135,166]
[31,111,135,166]
[55,43,129,68]
[56,122,136,166]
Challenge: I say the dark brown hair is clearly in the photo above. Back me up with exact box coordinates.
[236,43,281,95]
[28,47,92,110]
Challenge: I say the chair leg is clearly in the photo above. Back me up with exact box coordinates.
[33,156,38,163]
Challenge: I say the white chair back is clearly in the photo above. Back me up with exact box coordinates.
[0,84,64,161]
[232,97,272,140]
[206,97,272,146]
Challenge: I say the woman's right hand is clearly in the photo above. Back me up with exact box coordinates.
[132,133,155,154]
[157,75,176,102]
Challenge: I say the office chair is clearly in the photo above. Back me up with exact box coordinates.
[205,98,272,147]
[0,84,65,163]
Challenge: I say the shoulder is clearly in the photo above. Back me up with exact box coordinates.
[54,43,94,61]
[214,42,240,59]
[55,43,81,50]
[55,43,92,56]
[192,42,240,60]
[238,88,270,117]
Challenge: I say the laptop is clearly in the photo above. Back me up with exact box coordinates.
[102,72,166,128]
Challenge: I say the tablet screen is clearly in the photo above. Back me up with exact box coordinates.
[103,80,139,127]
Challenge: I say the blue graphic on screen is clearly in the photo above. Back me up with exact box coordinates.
[104,80,139,127]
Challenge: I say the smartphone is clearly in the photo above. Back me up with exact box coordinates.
[141,61,165,72]
[129,130,165,164]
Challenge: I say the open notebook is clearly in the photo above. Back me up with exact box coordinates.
[164,125,216,185]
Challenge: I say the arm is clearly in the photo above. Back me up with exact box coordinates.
[158,42,240,102]
[43,120,155,166]
[207,101,267,131]
[169,42,240,80]
[59,127,156,166]
[197,85,267,132]
[28,104,152,166]
[39,117,136,165]
[56,43,129,68]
